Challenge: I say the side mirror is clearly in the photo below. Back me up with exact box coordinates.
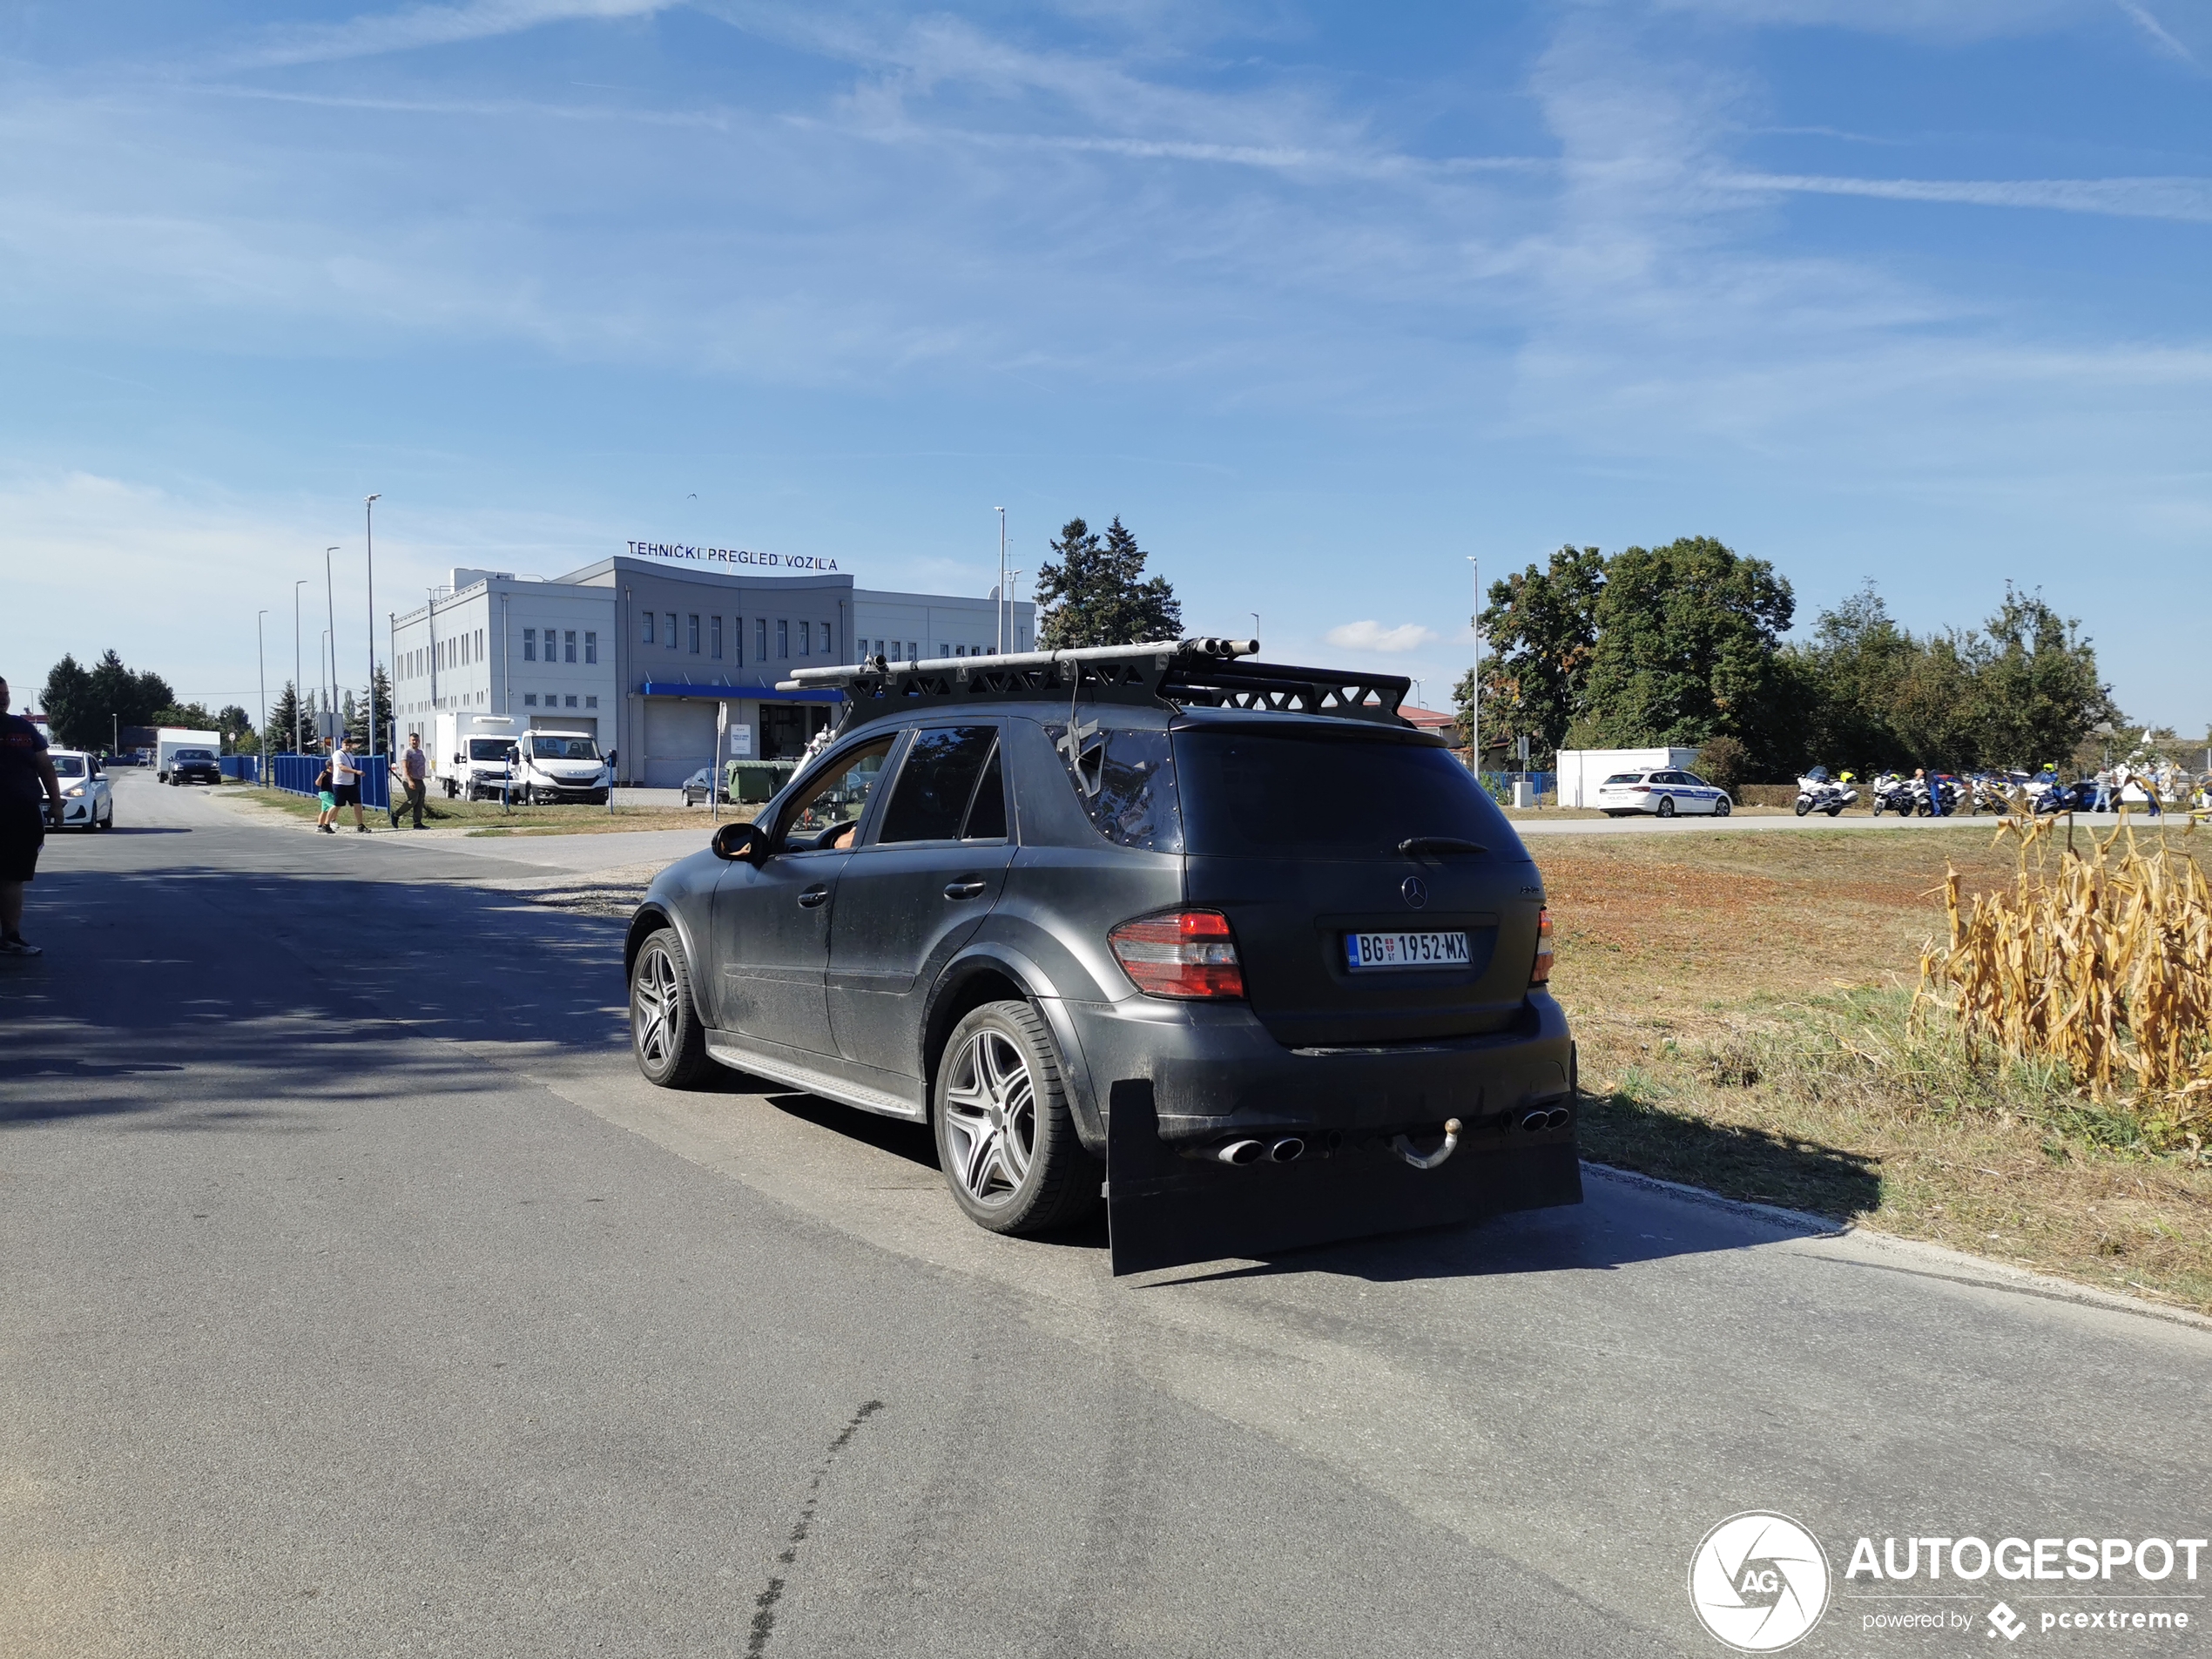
[711,821,765,864]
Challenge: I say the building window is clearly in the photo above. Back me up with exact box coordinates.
[777,619,789,659]
[583,631,597,664]
[565,630,577,664]
[524,693,538,706]
[710,616,723,659]
[799,622,811,658]
[940,644,949,658]
[757,617,767,661]
[585,696,598,709]
[566,695,578,708]
[642,611,655,645]
[523,628,537,662]
[476,628,484,662]
[665,613,677,650]
[687,614,700,655]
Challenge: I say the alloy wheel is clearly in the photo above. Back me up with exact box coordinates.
[941,1028,1036,1209]
[632,944,681,1069]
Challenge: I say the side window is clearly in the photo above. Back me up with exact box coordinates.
[877,727,998,844]
[778,738,895,853]
[963,745,1007,840]
[1043,725,1182,853]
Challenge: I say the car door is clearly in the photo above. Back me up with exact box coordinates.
[711,733,898,1056]
[827,723,1015,1079]
[1676,770,1718,813]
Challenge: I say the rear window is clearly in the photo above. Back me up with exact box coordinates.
[1602,772,1644,785]
[1174,729,1509,860]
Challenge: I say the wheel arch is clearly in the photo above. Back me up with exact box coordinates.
[920,946,1102,1151]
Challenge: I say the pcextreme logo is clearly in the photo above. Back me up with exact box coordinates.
[1689,1513,1833,1653]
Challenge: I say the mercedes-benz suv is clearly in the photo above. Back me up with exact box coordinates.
[625,640,1579,1273]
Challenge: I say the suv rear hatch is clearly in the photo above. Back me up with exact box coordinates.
[1172,717,1542,1047]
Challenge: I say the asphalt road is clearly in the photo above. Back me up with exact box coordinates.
[3,772,2206,1658]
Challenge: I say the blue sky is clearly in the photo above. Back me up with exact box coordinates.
[2,0,2206,736]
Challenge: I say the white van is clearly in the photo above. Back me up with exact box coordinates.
[512,729,610,806]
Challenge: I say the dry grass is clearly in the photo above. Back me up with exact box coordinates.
[1540,822,2212,1313]
[228,786,743,837]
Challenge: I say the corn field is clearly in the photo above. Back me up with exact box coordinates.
[1919,814,2212,1142]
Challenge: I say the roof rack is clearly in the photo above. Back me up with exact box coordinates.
[780,638,1411,728]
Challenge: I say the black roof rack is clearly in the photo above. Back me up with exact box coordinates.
[781,639,1411,730]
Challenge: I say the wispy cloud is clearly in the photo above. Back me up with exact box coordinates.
[1721,171,2212,222]
[2114,1,2197,64]
[224,0,680,71]
[1325,621,1436,653]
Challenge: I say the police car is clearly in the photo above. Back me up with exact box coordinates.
[1595,767,1732,818]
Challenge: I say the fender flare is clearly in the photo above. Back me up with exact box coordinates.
[921,942,1106,1155]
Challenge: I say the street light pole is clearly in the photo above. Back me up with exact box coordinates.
[1251,611,1260,647]
[995,507,1007,654]
[257,610,269,786]
[1466,556,1480,772]
[293,580,307,757]
[364,495,381,758]
[324,547,341,750]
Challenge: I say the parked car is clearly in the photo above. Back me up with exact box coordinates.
[165,747,222,786]
[49,749,114,831]
[624,640,1581,1275]
[1595,766,1732,818]
[681,766,715,806]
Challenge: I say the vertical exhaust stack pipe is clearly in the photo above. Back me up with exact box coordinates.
[1268,1136,1305,1163]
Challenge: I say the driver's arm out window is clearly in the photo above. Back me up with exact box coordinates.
[778,738,895,852]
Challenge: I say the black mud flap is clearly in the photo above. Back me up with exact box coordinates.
[1105,1080,1584,1278]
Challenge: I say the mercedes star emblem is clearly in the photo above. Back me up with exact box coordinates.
[1402,876,1428,908]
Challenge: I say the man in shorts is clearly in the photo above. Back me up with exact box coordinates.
[330,737,369,833]
[0,677,64,958]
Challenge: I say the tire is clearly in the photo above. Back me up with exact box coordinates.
[1794,799,1811,817]
[1713,796,1731,817]
[1656,796,1676,819]
[1825,806,1842,817]
[934,1000,1101,1236]
[630,927,711,1089]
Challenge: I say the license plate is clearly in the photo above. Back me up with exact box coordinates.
[1345,931,1470,971]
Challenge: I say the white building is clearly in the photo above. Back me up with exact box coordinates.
[388,555,1034,787]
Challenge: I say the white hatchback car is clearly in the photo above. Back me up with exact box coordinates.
[51,749,115,831]
[1596,767,1731,819]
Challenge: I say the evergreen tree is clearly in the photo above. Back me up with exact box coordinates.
[86,650,172,733]
[39,654,96,749]
[268,682,307,754]
[1034,516,1183,649]
[343,669,394,752]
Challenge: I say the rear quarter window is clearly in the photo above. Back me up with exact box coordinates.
[1044,725,1182,853]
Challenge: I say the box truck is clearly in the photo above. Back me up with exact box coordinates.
[433,712,521,801]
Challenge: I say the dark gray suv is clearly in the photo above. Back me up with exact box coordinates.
[625,641,1579,1274]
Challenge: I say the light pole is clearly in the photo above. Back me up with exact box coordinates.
[995,507,1008,654]
[256,610,269,786]
[364,495,381,757]
[293,580,307,757]
[1465,556,1480,771]
[324,547,341,749]
[1251,611,1260,647]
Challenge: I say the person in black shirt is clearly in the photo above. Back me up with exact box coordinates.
[0,677,64,958]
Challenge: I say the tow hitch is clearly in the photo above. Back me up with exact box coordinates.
[1104,1082,1581,1277]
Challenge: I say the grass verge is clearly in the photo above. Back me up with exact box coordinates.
[226,785,750,836]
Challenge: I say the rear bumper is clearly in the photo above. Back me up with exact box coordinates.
[1058,989,1576,1151]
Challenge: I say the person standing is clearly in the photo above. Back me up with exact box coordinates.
[388,732,429,829]
[2091,765,2114,813]
[0,676,64,958]
[330,737,369,833]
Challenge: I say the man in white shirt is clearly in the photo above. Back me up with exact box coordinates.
[331,738,369,833]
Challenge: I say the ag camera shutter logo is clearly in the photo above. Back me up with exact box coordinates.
[1689,1512,1831,1652]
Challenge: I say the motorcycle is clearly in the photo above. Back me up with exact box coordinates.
[1869,772,1919,817]
[2031,777,2096,815]
[1794,767,1858,818]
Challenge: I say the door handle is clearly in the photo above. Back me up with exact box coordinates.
[798,885,831,908]
[943,879,987,900]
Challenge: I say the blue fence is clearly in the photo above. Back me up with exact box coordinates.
[1478,770,1559,799]
[219,756,261,783]
[272,752,391,811]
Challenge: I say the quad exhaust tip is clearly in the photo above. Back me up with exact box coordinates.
[1521,1105,1572,1132]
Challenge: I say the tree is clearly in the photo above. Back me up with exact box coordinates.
[217,705,256,754]
[1576,536,1795,760]
[1458,545,1607,763]
[86,650,172,734]
[1967,588,2112,770]
[344,668,393,752]
[152,702,218,732]
[39,654,96,749]
[1034,516,1183,649]
[268,682,307,754]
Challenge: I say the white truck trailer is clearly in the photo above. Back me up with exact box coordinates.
[433,712,521,801]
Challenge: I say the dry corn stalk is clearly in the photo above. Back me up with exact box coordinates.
[1919,813,2212,1137]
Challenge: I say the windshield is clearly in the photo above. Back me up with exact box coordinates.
[52,755,88,777]
[1175,729,1512,860]
[176,749,215,762]
[529,736,600,762]
[467,738,511,761]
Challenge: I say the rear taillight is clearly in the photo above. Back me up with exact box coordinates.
[1531,907,1554,986]
[1108,908,1245,1000]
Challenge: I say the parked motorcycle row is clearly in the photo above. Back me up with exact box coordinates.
[1794,762,2212,819]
